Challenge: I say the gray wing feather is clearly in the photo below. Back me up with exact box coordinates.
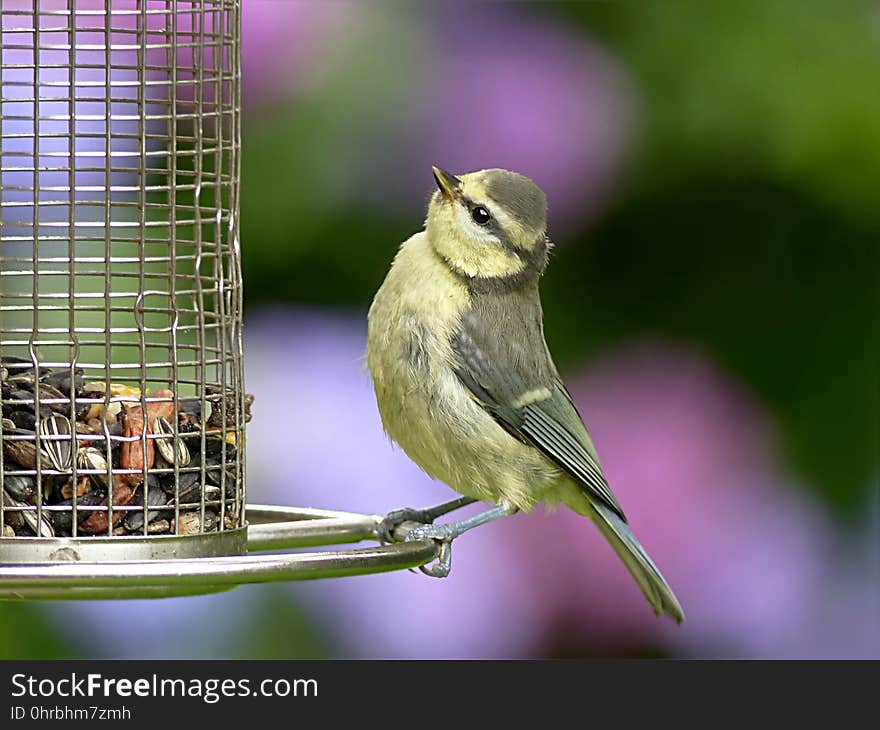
[521,397,624,518]
[451,308,625,520]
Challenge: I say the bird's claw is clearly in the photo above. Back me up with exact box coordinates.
[418,541,452,578]
[377,507,431,544]
[405,524,454,578]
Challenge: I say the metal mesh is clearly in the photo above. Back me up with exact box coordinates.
[0,0,244,546]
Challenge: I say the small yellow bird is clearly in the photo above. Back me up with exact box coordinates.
[367,167,683,622]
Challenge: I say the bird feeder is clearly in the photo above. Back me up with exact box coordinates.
[0,0,437,600]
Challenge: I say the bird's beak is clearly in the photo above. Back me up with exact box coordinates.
[432,166,462,201]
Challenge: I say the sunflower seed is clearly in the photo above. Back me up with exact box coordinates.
[38,382,72,413]
[163,469,200,501]
[1,491,24,528]
[41,367,83,394]
[147,518,170,535]
[39,414,72,470]
[8,389,52,420]
[205,461,237,491]
[152,416,190,466]
[172,509,218,535]
[3,492,55,537]
[151,416,173,457]
[1,356,33,367]
[123,476,167,532]
[8,410,36,431]
[3,474,36,502]
[8,378,71,413]
[27,510,55,537]
[77,446,110,488]
[49,491,105,535]
[6,372,35,387]
[3,437,49,469]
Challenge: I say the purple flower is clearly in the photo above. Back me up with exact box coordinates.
[241,1,362,107]
[394,7,635,231]
[237,3,634,233]
[515,343,873,658]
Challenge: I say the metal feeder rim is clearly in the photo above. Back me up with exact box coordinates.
[246,504,385,551]
[0,504,440,600]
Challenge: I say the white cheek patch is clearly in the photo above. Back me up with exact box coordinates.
[454,204,499,246]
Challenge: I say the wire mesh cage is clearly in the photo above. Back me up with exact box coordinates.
[0,0,246,560]
[0,0,442,598]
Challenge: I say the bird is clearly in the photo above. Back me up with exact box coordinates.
[366,166,684,622]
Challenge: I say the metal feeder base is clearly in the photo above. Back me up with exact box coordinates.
[0,505,439,600]
[0,528,248,564]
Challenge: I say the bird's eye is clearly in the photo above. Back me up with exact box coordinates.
[471,206,491,225]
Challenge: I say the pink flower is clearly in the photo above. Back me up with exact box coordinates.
[395,8,635,231]
[241,1,361,106]
[516,343,853,657]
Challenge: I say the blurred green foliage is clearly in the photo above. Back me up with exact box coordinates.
[226,588,328,659]
[239,1,879,512]
[562,0,880,221]
[0,604,77,659]
[241,6,420,282]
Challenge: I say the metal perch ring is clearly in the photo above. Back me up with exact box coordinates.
[0,505,440,600]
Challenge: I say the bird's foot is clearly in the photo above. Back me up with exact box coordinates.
[405,523,455,578]
[381,502,512,579]
[377,497,477,544]
[377,507,434,544]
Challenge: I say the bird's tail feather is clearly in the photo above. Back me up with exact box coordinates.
[590,502,685,623]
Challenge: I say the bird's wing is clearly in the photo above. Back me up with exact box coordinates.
[451,308,626,520]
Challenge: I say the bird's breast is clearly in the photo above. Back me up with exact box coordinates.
[366,233,562,508]
[367,233,471,431]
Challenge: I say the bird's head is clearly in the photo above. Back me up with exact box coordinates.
[426,167,550,284]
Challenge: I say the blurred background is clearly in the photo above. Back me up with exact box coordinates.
[2,0,878,659]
